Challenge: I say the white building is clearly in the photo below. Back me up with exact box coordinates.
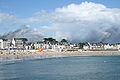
[116,44,120,50]
[0,39,3,49]
[0,39,11,49]
[12,38,27,49]
[51,44,66,52]
[104,44,113,50]
[83,45,90,50]
[34,41,44,49]
[33,41,51,50]
[83,42,105,51]
[25,42,33,50]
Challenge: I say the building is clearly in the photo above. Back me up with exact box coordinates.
[0,39,11,49]
[83,42,120,51]
[3,39,11,49]
[34,41,45,49]
[12,38,27,49]
[26,41,52,50]
[83,44,90,50]
[90,43,104,50]
[0,39,3,49]
[83,42,105,51]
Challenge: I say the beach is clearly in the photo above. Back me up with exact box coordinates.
[0,50,120,61]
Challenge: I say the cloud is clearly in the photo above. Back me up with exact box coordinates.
[40,1,120,43]
[2,1,120,43]
[18,10,53,24]
[0,12,16,26]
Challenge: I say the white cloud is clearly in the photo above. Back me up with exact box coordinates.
[18,10,53,24]
[9,1,120,43]
[40,2,120,43]
[0,12,16,26]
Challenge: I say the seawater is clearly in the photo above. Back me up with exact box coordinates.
[0,56,120,80]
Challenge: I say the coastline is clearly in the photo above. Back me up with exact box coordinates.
[0,50,120,62]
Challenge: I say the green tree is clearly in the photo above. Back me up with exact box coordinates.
[61,39,68,43]
[79,43,86,49]
[43,37,57,44]
[21,38,28,41]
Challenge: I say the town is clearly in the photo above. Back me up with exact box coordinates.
[0,37,120,52]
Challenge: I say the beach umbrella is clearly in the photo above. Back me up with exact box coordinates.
[38,48,43,52]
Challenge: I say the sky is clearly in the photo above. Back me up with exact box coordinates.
[0,0,120,43]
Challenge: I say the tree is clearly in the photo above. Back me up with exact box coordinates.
[43,38,48,42]
[43,37,57,44]
[21,38,28,42]
[79,43,86,49]
[61,39,68,43]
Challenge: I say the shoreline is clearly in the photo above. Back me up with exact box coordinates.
[0,50,120,62]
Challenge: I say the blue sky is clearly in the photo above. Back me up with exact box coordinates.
[0,0,120,29]
[0,0,120,18]
[0,0,120,43]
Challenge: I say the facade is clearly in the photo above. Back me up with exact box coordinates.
[25,42,33,50]
[116,44,120,50]
[83,42,120,51]
[0,39,11,49]
[31,41,74,52]
[51,44,66,52]
[90,43,104,50]
[12,38,27,49]
[34,41,47,49]
[104,44,117,50]
[3,39,11,49]
[1,37,120,51]
[0,39,3,49]
[83,45,90,50]
[26,41,51,50]
[83,42,106,50]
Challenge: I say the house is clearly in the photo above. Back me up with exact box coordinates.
[116,43,120,50]
[50,44,66,52]
[83,42,119,51]
[83,42,104,51]
[3,39,11,49]
[104,44,111,50]
[25,42,33,50]
[0,39,11,49]
[83,44,90,50]
[104,43,119,50]
[34,41,44,49]
[33,41,51,50]
[54,42,78,52]
[12,38,27,49]
[90,43,104,50]
[26,41,52,50]
[0,39,3,49]
[57,45,66,52]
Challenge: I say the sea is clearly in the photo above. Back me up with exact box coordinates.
[0,55,120,80]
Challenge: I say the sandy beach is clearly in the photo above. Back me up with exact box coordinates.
[0,50,120,61]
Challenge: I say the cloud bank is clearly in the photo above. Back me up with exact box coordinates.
[40,1,120,43]
[1,2,120,43]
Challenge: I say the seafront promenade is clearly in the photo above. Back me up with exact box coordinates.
[0,50,120,61]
